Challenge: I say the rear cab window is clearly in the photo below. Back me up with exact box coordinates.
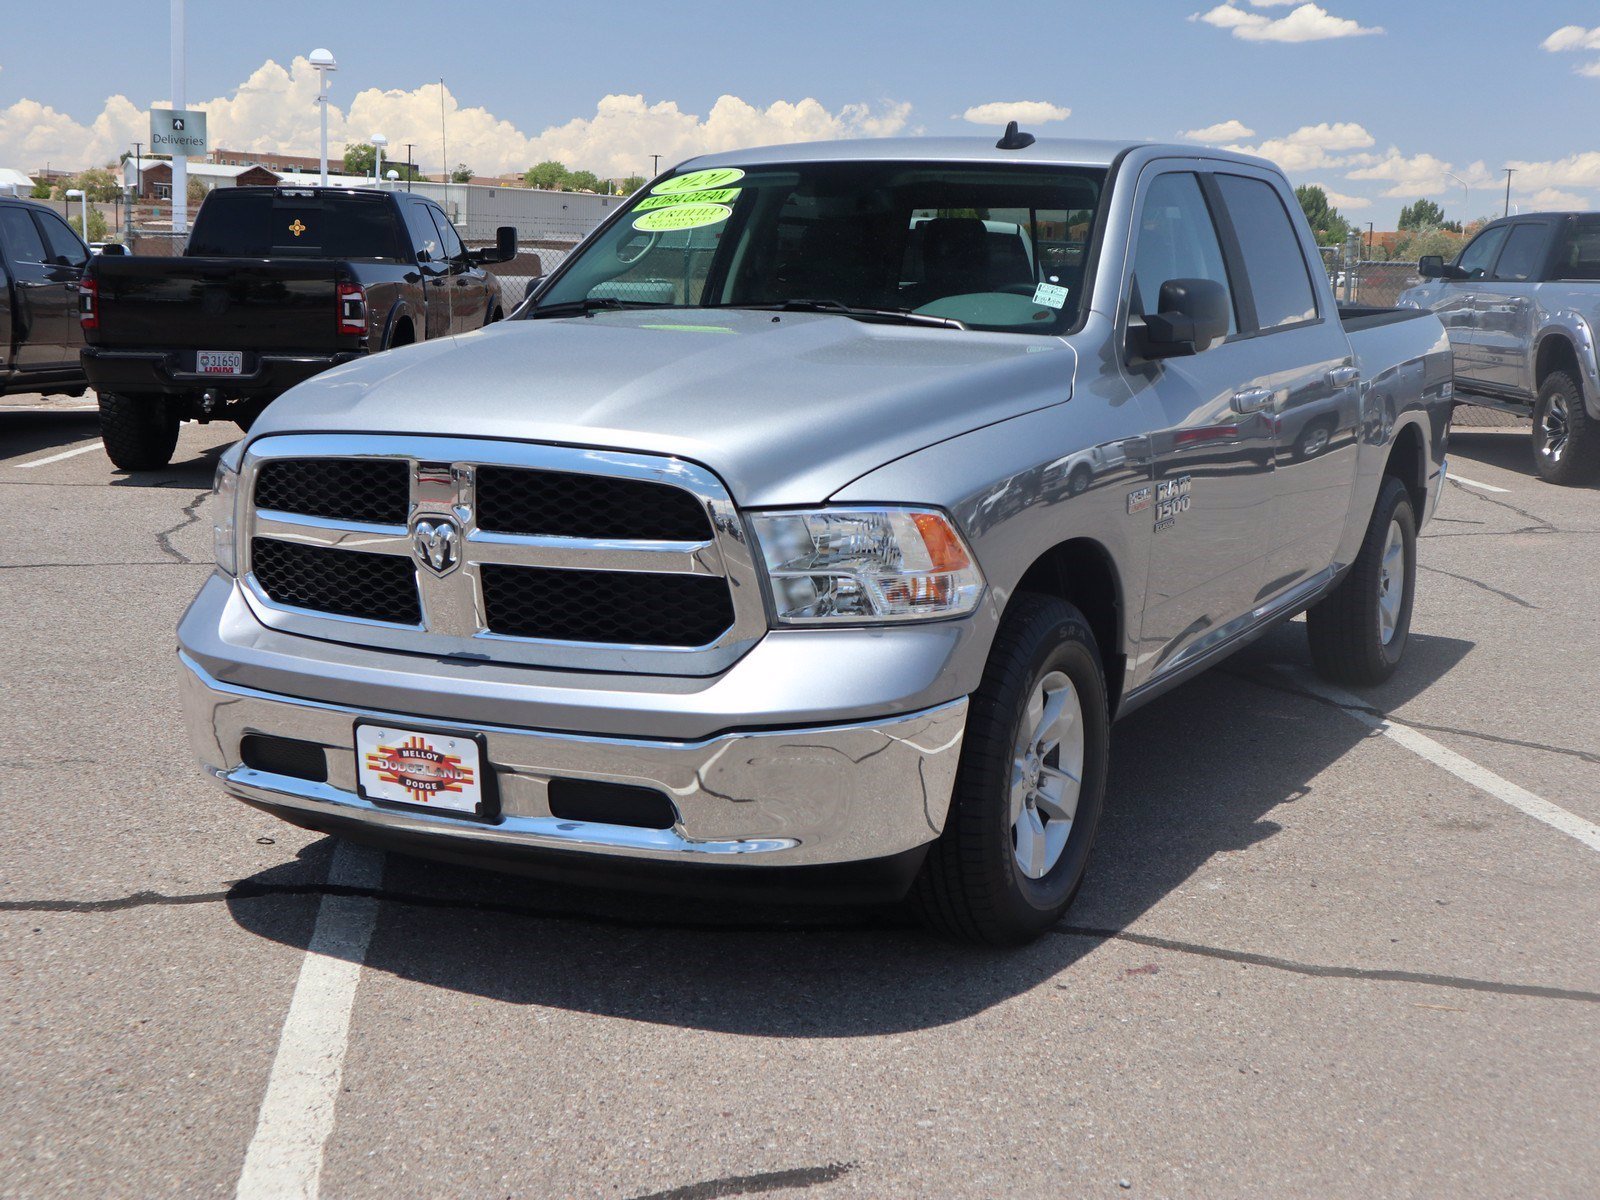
[1555,219,1600,280]
[187,190,408,261]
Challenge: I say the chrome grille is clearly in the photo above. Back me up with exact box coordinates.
[238,435,764,677]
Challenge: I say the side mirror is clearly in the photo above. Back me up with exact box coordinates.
[1133,278,1230,359]
[98,242,128,256]
[1418,254,1444,278]
[470,226,518,265]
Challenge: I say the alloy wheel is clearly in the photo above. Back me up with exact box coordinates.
[1010,670,1085,879]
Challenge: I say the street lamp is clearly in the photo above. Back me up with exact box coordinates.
[371,133,388,184]
[65,188,88,243]
[309,48,337,186]
[385,169,399,189]
[1445,172,1469,235]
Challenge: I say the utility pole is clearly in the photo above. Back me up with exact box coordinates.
[1503,168,1515,218]
[405,143,415,191]
[1366,221,1374,257]
[651,154,661,177]
[171,0,188,234]
[439,78,448,187]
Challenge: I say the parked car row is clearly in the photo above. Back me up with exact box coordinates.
[1,187,514,468]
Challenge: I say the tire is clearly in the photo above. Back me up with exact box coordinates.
[915,594,1110,945]
[98,393,179,471]
[1531,370,1600,486]
[1306,474,1416,686]
[1067,465,1093,496]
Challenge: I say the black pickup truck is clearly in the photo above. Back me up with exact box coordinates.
[1,195,94,400]
[81,186,515,469]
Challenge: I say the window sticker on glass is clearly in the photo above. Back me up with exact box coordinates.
[1032,281,1070,310]
[633,203,732,232]
[634,188,741,211]
[651,168,746,195]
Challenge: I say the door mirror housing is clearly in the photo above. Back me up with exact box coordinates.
[98,242,128,256]
[469,226,518,265]
[1133,278,1230,359]
[1418,254,1466,281]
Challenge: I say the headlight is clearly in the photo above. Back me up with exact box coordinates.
[212,444,243,576]
[749,507,984,624]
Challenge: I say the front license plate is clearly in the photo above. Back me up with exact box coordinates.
[355,723,486,816]
[196,350,244,375]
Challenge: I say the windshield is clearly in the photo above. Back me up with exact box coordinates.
[530,161,1106,334]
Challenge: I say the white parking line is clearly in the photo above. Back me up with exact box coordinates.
[1449,473,1510,494]
[236,842,384,1200]
[1285,669,1600,855]
[16,442,103,469]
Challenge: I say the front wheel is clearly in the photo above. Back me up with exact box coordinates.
[1532,370,1600,486]
[98,393,179,471]
[1306,474,1416,686]
[915,594,1110,945]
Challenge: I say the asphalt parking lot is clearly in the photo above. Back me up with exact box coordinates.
[2,395,1597,1199]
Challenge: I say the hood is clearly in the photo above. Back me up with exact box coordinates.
[251,308,1076,505]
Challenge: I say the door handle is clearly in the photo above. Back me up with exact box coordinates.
[1230,387,1275,414]
[1326,366,1361,388]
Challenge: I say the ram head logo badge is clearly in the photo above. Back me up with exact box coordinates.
[412,517,462,576]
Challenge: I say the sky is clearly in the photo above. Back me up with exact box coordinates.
[3,0,1599,228]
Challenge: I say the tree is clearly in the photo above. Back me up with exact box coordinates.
[75,167,120,202]
[523,161,569,190]
[565,169,602,193]
[30,179,51,199]
[1395,225,1464,263]
[1295,185,1350,246]
[619,175,647,194]
[342,143,376,176]
[187,178,207,207]
[69,209,109,242]
[450,164,474,183]
[1397,198,1446,232]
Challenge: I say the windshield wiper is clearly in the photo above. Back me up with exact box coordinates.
[527,297,663,320]
[738,299,967,330]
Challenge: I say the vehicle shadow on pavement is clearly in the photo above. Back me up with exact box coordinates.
[107,441,227,488]
[1447,430,1541,481]
[0,409,99,465]
[226,625,1473,1037]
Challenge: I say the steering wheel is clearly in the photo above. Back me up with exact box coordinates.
[616,230,659,266]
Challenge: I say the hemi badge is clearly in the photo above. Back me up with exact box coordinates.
[1126,487,1152,515]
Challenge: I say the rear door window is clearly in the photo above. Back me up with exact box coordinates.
[402,200,441,264]
[1490,224,1549,282]
[1215,174,1318,330]
[0,207,49,265]
[427,207,465,263]
[1130,171,1238,334]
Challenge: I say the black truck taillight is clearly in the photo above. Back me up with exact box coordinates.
[79,277,99,331]
[337,282,367,336]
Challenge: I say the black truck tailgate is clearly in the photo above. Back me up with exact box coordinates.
[87,257,349,352]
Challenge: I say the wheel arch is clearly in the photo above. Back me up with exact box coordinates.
[1384,418,1427,519]
[381,301,417,348]
[1010,537,1127,715]
[1535,329,1582,390]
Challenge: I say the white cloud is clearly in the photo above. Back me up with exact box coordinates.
[1192,3,1383,42]
[1181,119,1255,142]
[1579,61,1600,77]
[959,101,1071,126]
[1500,151,1600,192]
[1344,149,1494,198]
[0,56,913,178]
[1305,182,1371,210]
[1542,24,1600,52]
[1225,121,1375,170]
[1528,186,1587,208]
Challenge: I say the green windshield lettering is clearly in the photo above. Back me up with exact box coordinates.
[632,204,732,232]
[651,168,746,196]
[634,188,741,211]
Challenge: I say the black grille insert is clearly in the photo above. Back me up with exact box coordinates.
[547,779,677,829]
[251,537,421,625]
[240,734,329,783]
[476,466,712,541]
[480,564,733,646]
[254,458,410,525]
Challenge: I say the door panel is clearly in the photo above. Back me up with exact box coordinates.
[1446,224,1511,383]
[1475,222,1550,394]
[31,209,90,368]
[1120,169,1274,685]
[0,206,64,368]
[400,199,451,339]
[427,207,477,333]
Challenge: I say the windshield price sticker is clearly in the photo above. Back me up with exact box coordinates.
[651,167,746,195]
[1032,281,1070,310]
[634,188,741,211]
[633,203,732,232]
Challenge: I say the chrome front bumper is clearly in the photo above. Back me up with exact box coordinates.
[179,652,967,870]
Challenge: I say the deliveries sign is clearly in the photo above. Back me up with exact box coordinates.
[150,108,208,157]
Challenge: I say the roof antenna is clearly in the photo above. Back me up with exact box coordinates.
[996,120,1035,150]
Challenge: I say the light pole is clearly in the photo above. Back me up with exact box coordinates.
[66,188,88,243]
[309,48,337,186]
[170,0,188,233]
[371,133,387,184]
[1445,172,1469,227]
[1503,168,1516,217]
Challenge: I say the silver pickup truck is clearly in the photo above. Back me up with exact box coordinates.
[1400,211,1600,484]
[179,135,1452,944]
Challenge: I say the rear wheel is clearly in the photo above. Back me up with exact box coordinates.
[915,594,1109,945]
[98,393,179,471]
[1306,474,1416,686]
[1532,370,1600,485]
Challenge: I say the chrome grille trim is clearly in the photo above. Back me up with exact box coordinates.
[237,434,764,677]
